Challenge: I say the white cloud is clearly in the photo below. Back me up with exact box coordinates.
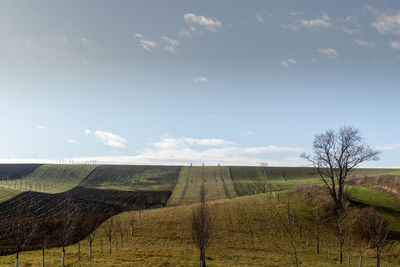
[135,33,157,51]
[55,35,67,45]
[178,29,192,38]
[281,58,296,68]
[256,11,264,23]
[371,10,400,36]
[135,33,144,39]
[184,13,222,32]
[193,76,208,83]
[80,37,89,45]
[36,125,46,130]
[390,41,400,49]
[353,39,376,47]
[300,13,331,29]
[0,135,306,166]
[162,36,179,46]
[82,59,88,65]
[164,46,176,53]
[376,143,400,150]
[67,138,78,144]
[94,131,127,148]
[317,48,338,57]
[84,129,92,135]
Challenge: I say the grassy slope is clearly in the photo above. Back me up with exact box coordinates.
[0,164,97,194]
[167,166,236,206]
[230,166,321,196]
[3,193,400,266]
[80,165,181,191]
[0,188,21,202]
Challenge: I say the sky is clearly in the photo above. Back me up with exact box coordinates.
[1,0,400,167]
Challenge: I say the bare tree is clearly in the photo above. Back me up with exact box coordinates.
[302,126,379,210]
[115,217,125,248]
[128,212,136,237]
[58,195,81,267]
[85,210,101,260]
[102,217,114,254]
[6,200,38,267]
[358,208,389,267]
[267,196,300,267]
[190,183,213,267]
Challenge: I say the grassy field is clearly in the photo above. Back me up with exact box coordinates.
[80,165,181,191]
[0,187,21,202]
[3,192,400,266]
[0,164,97,194]
[230,166,321,196]
[167,166,236,206]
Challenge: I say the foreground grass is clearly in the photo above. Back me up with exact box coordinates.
[3,193,400,266]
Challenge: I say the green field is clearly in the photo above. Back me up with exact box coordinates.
[0,164,97,194]
[167,166,237,206]
[80,165,181,191]
[0,187,21,202]
[229,166,321,196]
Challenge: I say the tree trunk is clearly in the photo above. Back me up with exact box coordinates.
[376,247,380,267]
[121,234,123,248]
[15,252,19,267]
[131,225,133,236]
[316,239,320,254]
[89,242,92,259]
[328,244,331,259]
[101,239,103,254]
[115,238,118,250]
[61,247,65,267]
[340,241,343,264]
[108,240,111,254]
[42,248,45,267]
[78,243,80,260]
[200,248,206,267]
[348,250,350,265]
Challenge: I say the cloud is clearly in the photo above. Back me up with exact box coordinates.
[82,59,88,65]
[67,138,78,144]
[84,129,92,135]
[0,135,306,166]
[36,125,46,130]
[317,48,338,57]
[184,13,222,32]
[55,35,67,45]
[281,58,296,68]
[162,36,179,46]
[353,39,376,47]
[256,11,264,23]
[300,13,331,29]
[178,29,192,38]
[80,37,89,45]
[376,143,400,150]
[94,131,127,148]
[371,10,400,36]
[164,46,176,53]
[135,33,157,51]
[390,41,400,49]
[193,76,208,83]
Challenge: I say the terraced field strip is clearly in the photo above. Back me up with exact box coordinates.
[167,166,236,206]
[80,165,181,191]
[0,188,21,202]
[0,164,98,194]
[230,166,321,196]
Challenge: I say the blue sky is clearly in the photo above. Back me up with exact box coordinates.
[1,0,400,166]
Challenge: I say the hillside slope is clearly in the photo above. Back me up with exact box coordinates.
[3,191,400,266]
